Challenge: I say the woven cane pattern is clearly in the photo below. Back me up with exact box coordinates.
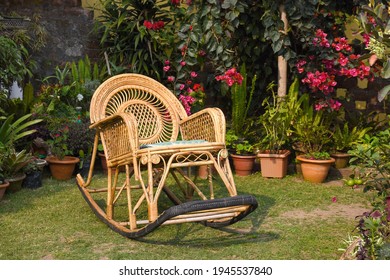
[100,118,132,159]
[90,75,186,144]
[181,112,216,142]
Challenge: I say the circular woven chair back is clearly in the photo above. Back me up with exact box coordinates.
[90,74,188,144]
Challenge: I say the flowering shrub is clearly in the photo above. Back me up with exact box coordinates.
[215,68,244,87]
[357,0,390,101]
[294,28,375,111]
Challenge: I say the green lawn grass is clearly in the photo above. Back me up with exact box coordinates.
[0,168,372,260]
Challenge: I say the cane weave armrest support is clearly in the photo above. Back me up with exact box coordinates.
[76,73,258,238]
[180,107,226,143]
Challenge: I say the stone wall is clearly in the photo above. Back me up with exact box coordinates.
[0,0,100,80]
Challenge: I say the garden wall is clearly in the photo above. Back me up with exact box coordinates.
[0,0,100,79]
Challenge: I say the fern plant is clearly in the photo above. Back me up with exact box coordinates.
[230,64,256,138]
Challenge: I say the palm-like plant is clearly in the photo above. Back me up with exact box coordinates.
[0,114,42,147]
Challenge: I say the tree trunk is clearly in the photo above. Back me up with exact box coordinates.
[278,4,288,97]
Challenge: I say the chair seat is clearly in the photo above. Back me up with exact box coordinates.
[140,140,208,149]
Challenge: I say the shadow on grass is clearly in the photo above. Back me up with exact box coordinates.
[137,194,278,247]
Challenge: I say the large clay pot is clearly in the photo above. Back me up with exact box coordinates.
[46,156,80,180]
[0,181,10,200]
[231,154,256,176]
[258,150,291,178]
[296,155,335,183]
[98,152,125,174]
[331,152,351,169]
[6,173,26,193]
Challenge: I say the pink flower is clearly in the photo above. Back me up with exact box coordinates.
[143,20,153,29]
[190,71,198,78]
[215,68,244,87]
[179,94,196,115]
[167,76,175,82]
[179,84,185,90]
[338,53,349,67]
[164,60,170,65]
[329,98,342,111]
[198,50,206,57]
[163,65,170,72]
[332,197,337,203]
[171,0,180,6]
[180,61,186,66]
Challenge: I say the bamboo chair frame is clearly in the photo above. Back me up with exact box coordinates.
[76,73,257,238]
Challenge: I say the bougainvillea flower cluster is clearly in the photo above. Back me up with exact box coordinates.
[215,68,244,87]
[143,20,165,31]
[295,28,375,111]
[179,94,196,115]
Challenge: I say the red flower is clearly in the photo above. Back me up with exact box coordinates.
[143,20,153,29]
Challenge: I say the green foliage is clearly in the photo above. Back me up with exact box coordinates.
[45,117,72,160]
[32,56,102,117]
[352,206,390,260]
[258,78,301,153]
[332,122,372,153]
[0,114,42,148]
[0,36,27,89]
[0,148,33,179]
[230,64,256,138]
[97,0,174,79]
[292,93,333,155]
[349,122,390,197]
[225,130,254,155]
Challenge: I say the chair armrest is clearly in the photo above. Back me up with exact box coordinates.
[180,108,226,143]
[90,112,139,160]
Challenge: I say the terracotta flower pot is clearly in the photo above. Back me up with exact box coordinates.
[331,152,351,169]
[0,181,10,201]
[258,150,291,178]
[46,156,80,180]
[98,152,125,174]
[231,154,256,176]
[296,155,335,183]
[6,173,26,193]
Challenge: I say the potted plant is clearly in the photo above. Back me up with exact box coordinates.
[330,122,371,169]
[257,79,302,178]
[45,117,80,180]
[66,117,95,178]
[226,130,256,176]
[217,64,257,176]
[0,113,42,192]
[293,94,335,183]
[1,148,33,192]
[22,157,47,189]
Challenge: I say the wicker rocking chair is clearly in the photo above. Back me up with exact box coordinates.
[76,73,258,238]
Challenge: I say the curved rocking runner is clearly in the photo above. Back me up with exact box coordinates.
[76,73,258,238]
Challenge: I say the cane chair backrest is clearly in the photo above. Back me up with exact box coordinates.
[90,74,188,145]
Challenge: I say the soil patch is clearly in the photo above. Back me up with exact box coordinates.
[280,203,369,220]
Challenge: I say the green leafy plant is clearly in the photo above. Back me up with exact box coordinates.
[349,123,390,197]
[1,148,33,179]
[0,113,42,147]
[46,117,72,160]
[258,78,301,153]
[225,129,254,155]
[353,207,390,260]
[97,0,174,79]
[292,93,333,156]
[0,36,28,90]
[332,122,372,153]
